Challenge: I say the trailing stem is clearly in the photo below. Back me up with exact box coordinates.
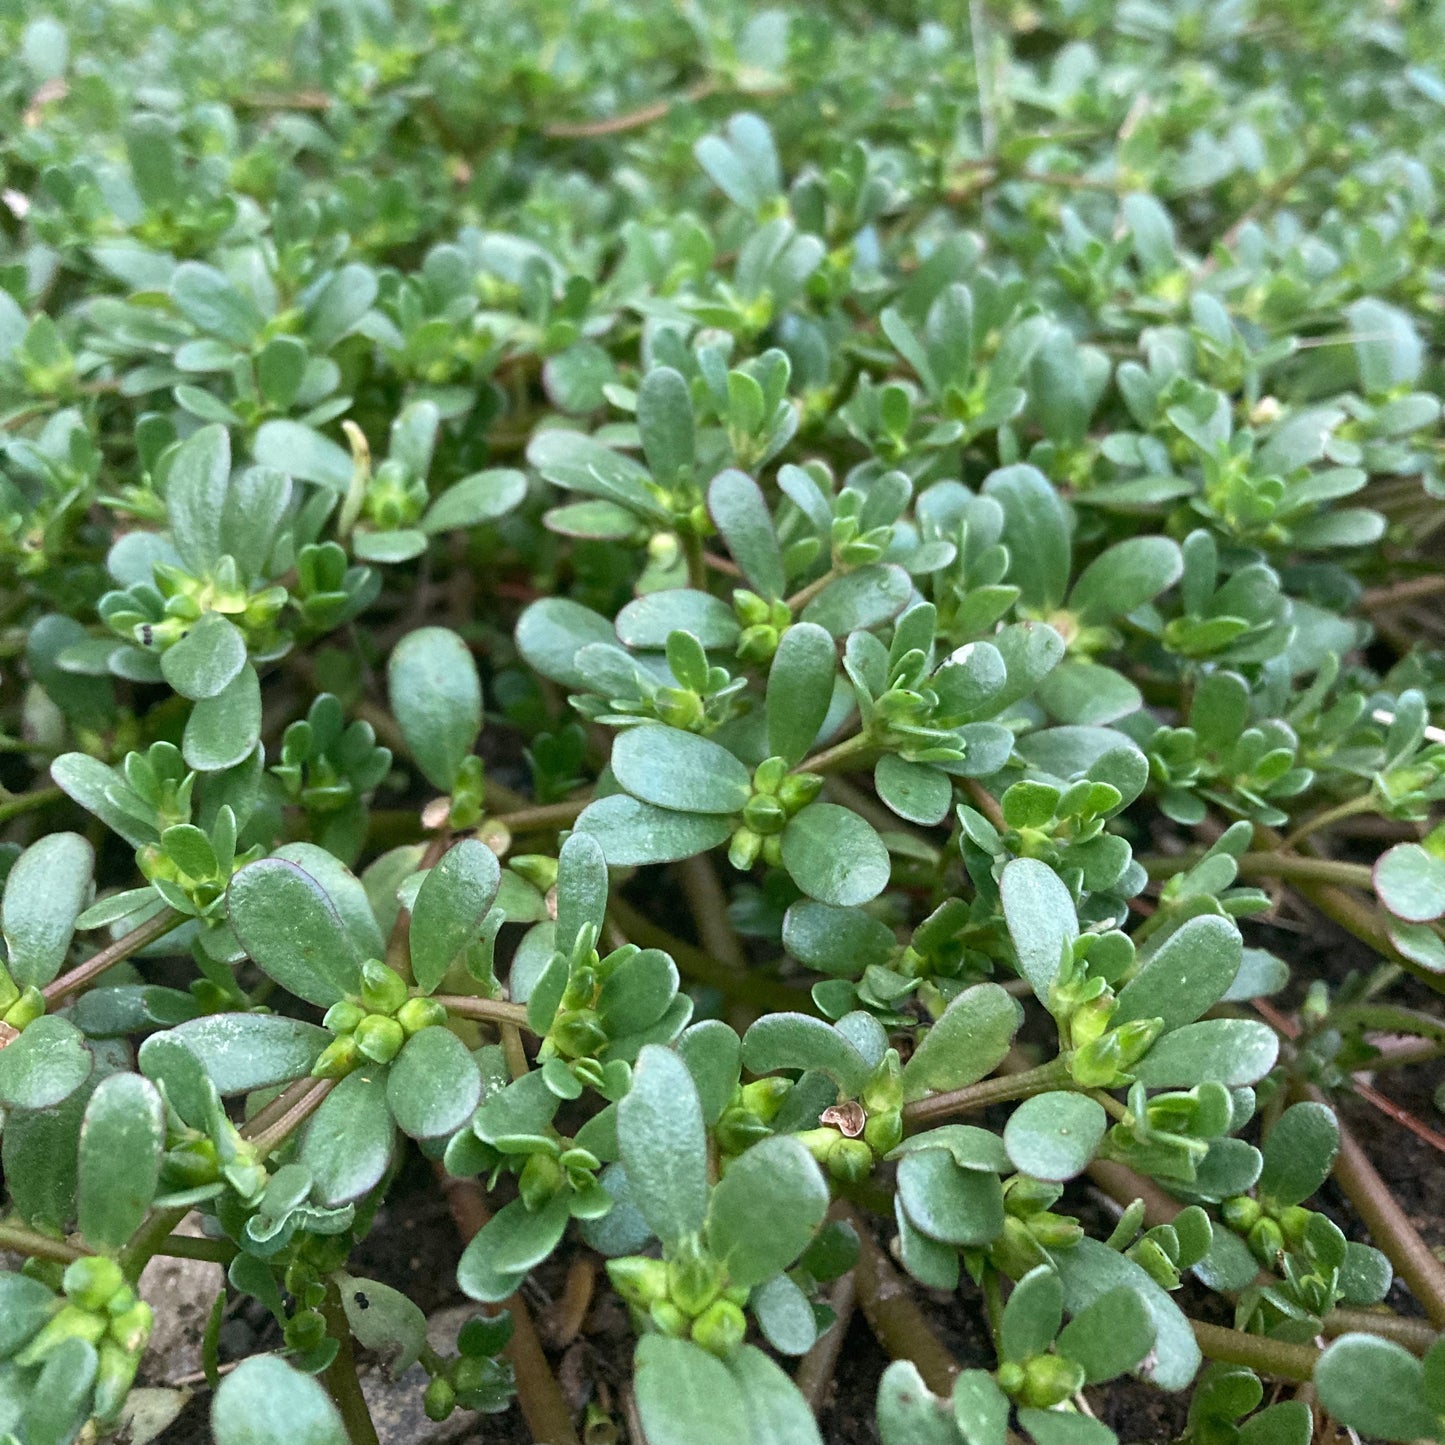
[42,907,185,1005]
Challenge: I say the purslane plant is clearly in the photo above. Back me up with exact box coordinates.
[1,0,1444,1442]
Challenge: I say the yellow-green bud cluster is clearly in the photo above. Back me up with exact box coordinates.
[10,1257,154,1426]
[988,1177,1084,1279]
[997,1354,1087,1409]
[793,1051,904,1182]
[607,1241,750,1357]
[313,960,445,1076]
[733,591,793,665]
[1222,1193,1316,1267]
[729,756,823,870]
[715,1076,789,1157]
[0,963,45,1031]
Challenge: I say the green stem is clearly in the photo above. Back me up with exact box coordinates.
[1279,794,1377,851]
[796,730,877,776]
[156,1234,237,1264]
[784,568,837,613]
[322,1282,381,1445]
[902,1057,1072,1130]
[681,530,708,591]
[119,1206,190,1283]
[0,784,62,824]
[244,1076,337,1158]
[1142,852,1372,889]
[42,907,185,1006]
[1190,1320,1319,1382]
[433,994,534,1029]
[489,795,591,834]
[1301,1082,1445,1328]
[0,1222,87,1264]
[610,897,819,1015]
[1328,1002,1445,1048]
[1234,854,1373,888]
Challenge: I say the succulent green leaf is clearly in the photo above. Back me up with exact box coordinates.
[574,795,734,866]
[228,858,363,1007]
[634,1336,749,1445]
[299,1067,396,1207]
[2,832,93,989]
[212,1354,348,1445]
[611,725,751,815]
[0,1015,93,1111]
[160,611,248,701]
[1056,1285,1156,1383]
[387,626,482,793]
[1133,1020,1279,1088]
[1258,1102,1339,1209]
[707,1134,829,1288]
[78,1071,164,1252]
[387,1026,482,1140]
[1000,857,1077,1004]
[766,623,837,766]
[409,839,501,994]
[781,803,890,906]
[1114,915,1243,1033]
[1003,1092,1107,1181]
[617,1044,708,1246]
[1314,1335,1439,1442]
[901,983,1020,1102]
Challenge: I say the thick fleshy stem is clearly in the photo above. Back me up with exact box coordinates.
[840,1202,959,1396]
[1299,1082,1445,1328]
[321,1281,381,1445]
[435,1168,580,1445]
[0,1221,87,1264]
[1189,1321,1319,1382]
[42,907,185,1006]
[902,1057,1072,1130]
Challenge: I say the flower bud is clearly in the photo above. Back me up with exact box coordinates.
[1018,1355,1086,1409]
[863,1050,904,1114]
[396,996,448,1036]
[989,1218,1049,1279]
[1004,1176,1064,1217]
[648,1300,690,1337]
[863,1109,902,1158]
[742,793,788,835]
[3,986,45,1032]
[667,1246,722,1317]
[354,1013,405,1064]
[996,1362,1026,1396]
[1248,1217,1286,1266]
[738,1077,790,1121]
[323,1000,367,1035]
[14,1305,107,1367]
[1026,1211,1083,1250]
[714,1110,773,1156]
[733,591,772,628]
[550,1009,609,1060]
[827,1137,875,1184]
[163,1138,220,1187]
[510,854,559,893]
[64,1255,124,1312]
[284,1308,328,1352]
[728,827,762,871]
[1221,1195,1262,1234]
[424,1376,456,1422]
[311,1033,360,1078]
[655,689,705,731]
[0,962,19,1012]
[691,1300,746,1356]
[519,1152,564,1212]
[107,1299,152,1356]
[736,624,780,664]
[760,834,784,868]
[1277,1205,1312,1248]
[777,772,823,813]
[1127,1237,1180,1291]
[360,959,408,1016]
[607,1257,669,1308]
[92,1338,143,1425]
